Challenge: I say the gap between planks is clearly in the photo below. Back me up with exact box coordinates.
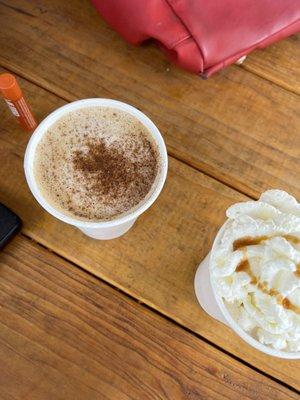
[240,63,299,96]
[21,232,300,396]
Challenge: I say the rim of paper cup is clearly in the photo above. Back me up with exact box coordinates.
[209,220,300,359]
[24,98,168,228]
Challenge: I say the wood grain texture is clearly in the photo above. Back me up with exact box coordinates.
[241,35,300,95]
[1,236,297,400]
[0,76,299,390]
[0,0,299,199]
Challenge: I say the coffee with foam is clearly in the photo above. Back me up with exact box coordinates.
[210,190,300,352]
[34,107,161,221]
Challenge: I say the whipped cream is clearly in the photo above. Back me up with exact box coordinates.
[210,190,300,352]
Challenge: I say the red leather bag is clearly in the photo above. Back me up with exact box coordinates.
[92,0,300,77]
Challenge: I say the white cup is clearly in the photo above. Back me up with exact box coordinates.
[24,99,168,240]
[194,220,300,359]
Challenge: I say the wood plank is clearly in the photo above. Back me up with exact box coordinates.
[241,35,300,95]
[1,237,297,400]
[0,0,299,199]
[0,76,299,390]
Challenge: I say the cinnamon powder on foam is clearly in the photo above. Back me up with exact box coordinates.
[34,107,160,221]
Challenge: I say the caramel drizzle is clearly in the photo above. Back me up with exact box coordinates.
[233,235,300,280]
[233,236,269,251]
[283,235,300,245]
[233,236,300,312]
[236,258,300,314]
[233,235,300,251]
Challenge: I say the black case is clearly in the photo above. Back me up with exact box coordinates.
[0,203,22,250]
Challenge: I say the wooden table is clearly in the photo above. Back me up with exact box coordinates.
[0,1,299,399]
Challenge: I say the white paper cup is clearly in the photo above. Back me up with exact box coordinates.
[194,221,300,359]
[24,99,168,240]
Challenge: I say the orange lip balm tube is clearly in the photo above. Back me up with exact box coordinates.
[0,73,37,132]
